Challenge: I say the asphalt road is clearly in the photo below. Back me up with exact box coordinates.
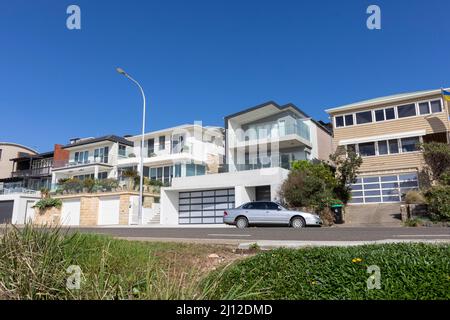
[68,226,450,242]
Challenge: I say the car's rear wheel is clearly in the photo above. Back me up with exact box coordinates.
[236,217,249,229]
[290,216,306,228]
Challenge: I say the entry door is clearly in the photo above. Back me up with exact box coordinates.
[61,200,81,226]
[255,186,271,201]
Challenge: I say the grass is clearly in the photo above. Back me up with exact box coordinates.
[0,224,258,300]
[208,244,450,300]
[1,224,449,300]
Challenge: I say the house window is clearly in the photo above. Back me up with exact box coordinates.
[344,114,354,126]
[0,149,2,160]
[118,145,127,157]
[355,111,372,124]
[175,164,182,177]
[159,136,165,150]
[397,104,416,118]
[378,141,388,155]
[375,109,385,122]
[430,100,442,113]
[196,165,206,175]
[419,102,430,115]
[171,135,184,153]
[147,138,155,156]
[335,116,344,128]
[388,139,399,154]
[98,172,108,180]
[186,163,196,176]
[401,137,420,152]
[150,168,157,180]
[359,142,376,157]
[385,108,395,120]
[94,147,109,163]
[74,151,89,164]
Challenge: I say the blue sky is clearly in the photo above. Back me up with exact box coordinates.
[1,0,450,152]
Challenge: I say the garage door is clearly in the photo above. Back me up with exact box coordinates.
[350,172,418,204]
[61,200,81,226]
[179,188,235,224]
[0,201,14,224]
[98,196,120,225]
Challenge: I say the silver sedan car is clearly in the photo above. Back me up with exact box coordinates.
[223,201,322,228]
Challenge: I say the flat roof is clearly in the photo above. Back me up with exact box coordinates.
[225,101,332,135]
[62,135,133,149]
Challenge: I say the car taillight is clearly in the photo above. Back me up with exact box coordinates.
[224,211,228,216]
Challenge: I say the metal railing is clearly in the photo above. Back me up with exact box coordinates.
[0,187,40,195]
[239,120,310,143]
[11,167,52,177]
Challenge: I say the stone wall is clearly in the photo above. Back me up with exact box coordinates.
[33,207,61,225]
[79,196,99,226]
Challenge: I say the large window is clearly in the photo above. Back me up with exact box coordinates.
[335,116,344,127]
[74,151,89,164]
[118,145,127,157]
[401,137,419,152]
[346,136,421,157]
[397,103,416,118]
[358,142,376,156]
[430,100,442,113]
[333,98,443,129]
[94,146,109,163]
[356,111,372,124]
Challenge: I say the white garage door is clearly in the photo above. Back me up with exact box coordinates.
[98,196,120,225]
[61,200,81,226]
[350,172,419,204]
[178,188,235,224]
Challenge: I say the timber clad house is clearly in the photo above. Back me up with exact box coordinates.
[326,88,450,205]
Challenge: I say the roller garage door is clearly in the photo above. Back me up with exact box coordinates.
[0,201,14,224]
[61,200,81,226]
[178,188,235,224]
[98,196,120,225]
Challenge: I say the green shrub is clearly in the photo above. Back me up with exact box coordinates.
[404,190,426,204]
[403,218,423,227]
[425,185,450,221]
[83,178,96,192]
[97,178,119,191]
[33,198,63,211]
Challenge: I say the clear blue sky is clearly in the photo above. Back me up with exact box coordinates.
[1,0,450,152]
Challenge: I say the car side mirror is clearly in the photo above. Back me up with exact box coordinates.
[277,207,282,211]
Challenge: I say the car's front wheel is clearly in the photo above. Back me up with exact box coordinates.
[235,217,249,229]
[290,216,306,228]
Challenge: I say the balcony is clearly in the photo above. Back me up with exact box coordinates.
[233,120,311,149]
[53,158,112,170]
[11,167,52,178]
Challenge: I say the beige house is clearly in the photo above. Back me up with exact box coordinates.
[0,142,37,180]
[326,88,450,204]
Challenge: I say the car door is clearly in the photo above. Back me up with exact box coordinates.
[244,202,266,224]
[264,202,288,225]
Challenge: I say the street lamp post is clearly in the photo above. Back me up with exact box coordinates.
[116,67,146,225]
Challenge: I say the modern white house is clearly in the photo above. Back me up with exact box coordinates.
[51,135,134,186]
[160,101,333,225]
[116,123,225,185]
